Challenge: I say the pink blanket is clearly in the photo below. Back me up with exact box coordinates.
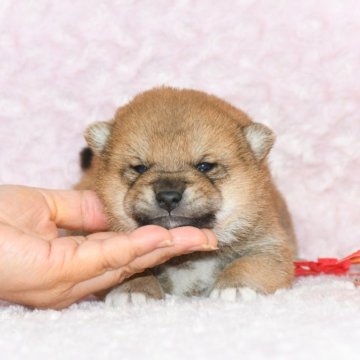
[0,0,359,261]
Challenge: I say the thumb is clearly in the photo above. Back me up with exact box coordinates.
[39,188,108,232]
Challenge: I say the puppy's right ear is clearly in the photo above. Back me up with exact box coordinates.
[85,121,112,154]
[243,122,275,162]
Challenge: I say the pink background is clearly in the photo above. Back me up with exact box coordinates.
[0,0,359,259]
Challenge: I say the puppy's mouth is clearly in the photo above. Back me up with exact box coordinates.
[135,214,215,229]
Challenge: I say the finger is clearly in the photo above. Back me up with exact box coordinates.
[39,188,108,232]
[66,268,129,302]
[126,228,218,272]
[169,227,218,250]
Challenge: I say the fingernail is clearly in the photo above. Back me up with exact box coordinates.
[187,244,219,252]
[157,239,173,248]
[201,229,218,249]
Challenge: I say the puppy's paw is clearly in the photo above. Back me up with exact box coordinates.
[105,288,149,307]
[104,273,165,307]
[209,287,258,302]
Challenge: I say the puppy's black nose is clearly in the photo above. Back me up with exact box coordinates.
[156,191,183,212]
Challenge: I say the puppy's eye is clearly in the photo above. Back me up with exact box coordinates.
[131,165,149,174]
[196,162,216,173]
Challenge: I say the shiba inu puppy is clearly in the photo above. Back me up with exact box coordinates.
[76,87,296,304]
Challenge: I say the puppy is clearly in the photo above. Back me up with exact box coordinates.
[76,87,297,304]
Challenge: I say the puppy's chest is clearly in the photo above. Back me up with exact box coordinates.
[154,254,225,296]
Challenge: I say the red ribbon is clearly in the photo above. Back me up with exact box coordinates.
[294,250,360,277]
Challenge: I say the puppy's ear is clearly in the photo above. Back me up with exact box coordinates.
[243,123,275,161]
[85,121,112,154]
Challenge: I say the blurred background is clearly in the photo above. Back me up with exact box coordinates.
[0,0,359,258]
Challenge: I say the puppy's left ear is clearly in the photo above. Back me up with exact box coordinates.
[243,123,275,161]
[85,121,112,154]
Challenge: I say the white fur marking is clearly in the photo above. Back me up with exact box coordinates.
[87,121,111,152]
[166,257,220,296]
[220,288,237,301]
[247,130,266,156]
[244,123,274,160]
[209,289,220,299]
[130,293,147,305]
[209,287,258,302]
[238,287,258,301]
[105,288,148,306]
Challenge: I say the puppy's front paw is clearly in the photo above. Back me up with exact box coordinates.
[209,252,294,302]
[209,287,258,302]
[104,273,165,307]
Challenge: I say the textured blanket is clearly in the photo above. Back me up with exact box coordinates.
[0,1,359,359]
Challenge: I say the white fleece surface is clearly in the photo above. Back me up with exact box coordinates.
[0,0,360,359]
[1,277,360,360]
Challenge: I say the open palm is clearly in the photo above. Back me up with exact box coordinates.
[0,185,216,308]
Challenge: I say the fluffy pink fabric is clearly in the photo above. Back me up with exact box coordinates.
[0,0,359,259]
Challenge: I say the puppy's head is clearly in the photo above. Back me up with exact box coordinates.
[85,88,275,244]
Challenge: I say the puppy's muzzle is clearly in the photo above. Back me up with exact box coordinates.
[132,178,215,229]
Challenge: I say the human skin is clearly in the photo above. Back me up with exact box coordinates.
[0,185,217,309]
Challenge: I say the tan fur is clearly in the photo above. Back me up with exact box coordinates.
[214,248,294,294]
[76,87,297,301]
[109,272,164,299]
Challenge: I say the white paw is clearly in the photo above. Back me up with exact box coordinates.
[105,288,148,307]
[209,287,258,302]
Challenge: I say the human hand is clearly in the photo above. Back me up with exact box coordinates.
[0,185,217,309]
